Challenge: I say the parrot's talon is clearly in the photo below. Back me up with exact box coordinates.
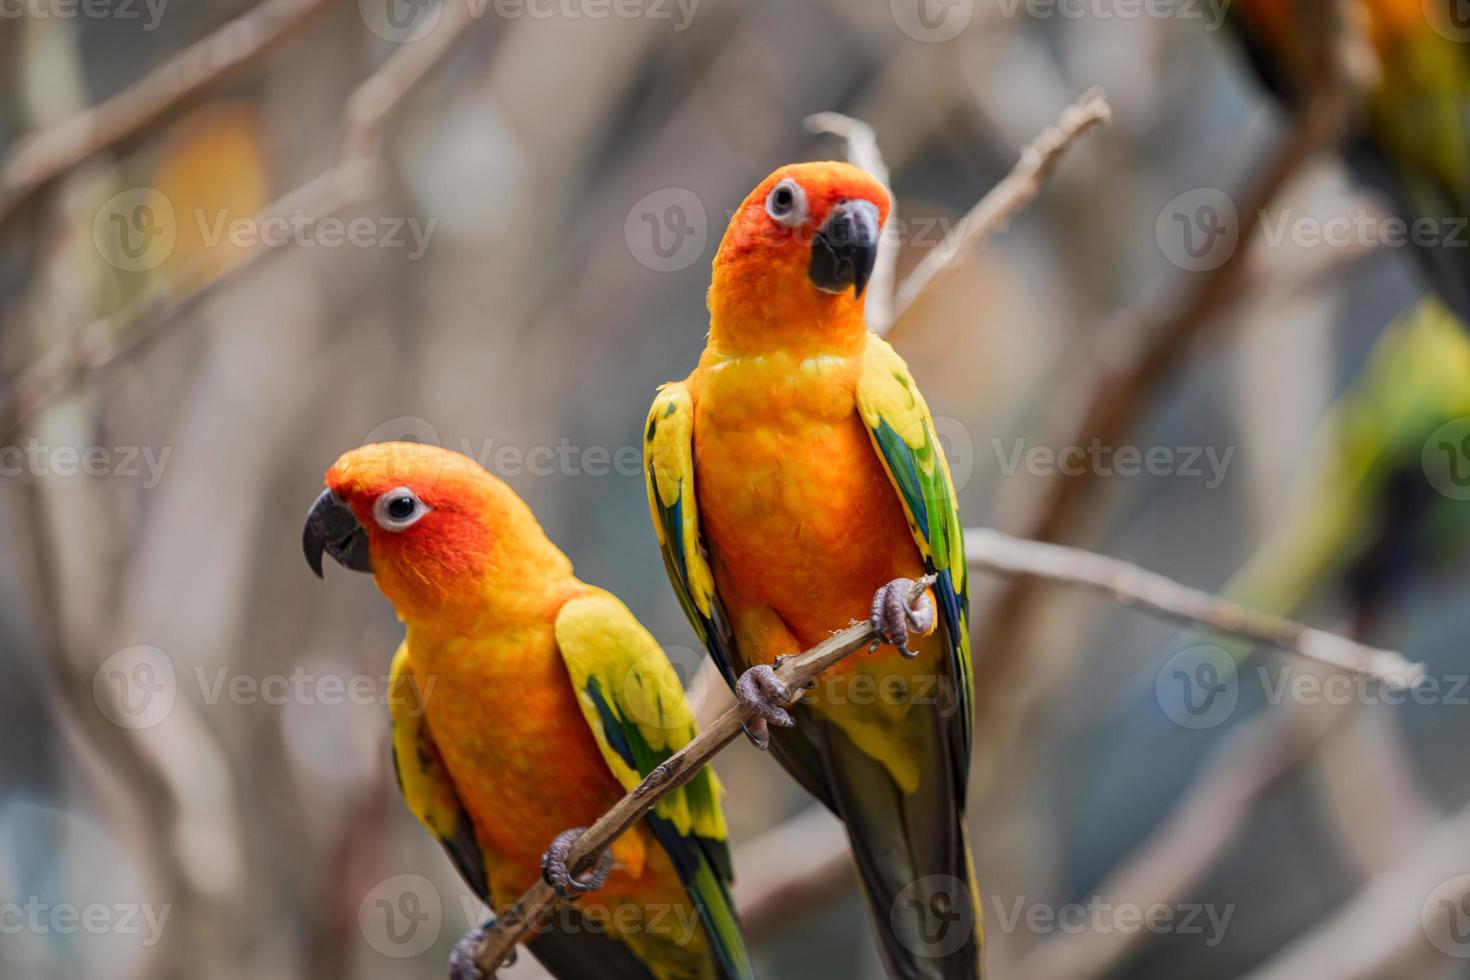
[735,664,794,750]
[773,654,815,689]
[448,918,502,980]
[540,827,612,898]
[870,577,936,659]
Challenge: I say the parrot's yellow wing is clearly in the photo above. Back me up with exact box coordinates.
[388,642,490,901]
[554,590,753,980]
[855,335,974,797]
[643,383,740,689]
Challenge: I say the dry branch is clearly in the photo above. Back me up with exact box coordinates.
[967,3,1362,755]
[0,0,487,442]
[964,528,1422,685]
[887,87,1111,333]
[0,0,340,235]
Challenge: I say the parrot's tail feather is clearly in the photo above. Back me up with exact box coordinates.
[645,814,758,980]
[821,721,983,980]
[525,908,664,980]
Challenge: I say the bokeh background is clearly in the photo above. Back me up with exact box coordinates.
[2,0,1469,978]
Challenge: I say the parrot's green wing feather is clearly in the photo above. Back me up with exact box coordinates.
[555,590,754,980]
[644,383,740,690]
[389,642,491,902]
[855,335,974,800]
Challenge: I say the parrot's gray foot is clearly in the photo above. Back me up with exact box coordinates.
[448,918,512,980]
[736,663,794,750]
[540,827,612,899]
[869,576,936,659]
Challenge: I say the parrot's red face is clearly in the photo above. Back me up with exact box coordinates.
[708,161,891,353]
[304,443,498,610]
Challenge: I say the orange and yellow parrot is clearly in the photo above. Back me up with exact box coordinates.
[303,443,754,980]
[644,163,980,979]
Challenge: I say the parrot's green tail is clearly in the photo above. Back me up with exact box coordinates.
[817,720,983,980]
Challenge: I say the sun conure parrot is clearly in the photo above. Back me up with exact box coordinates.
[643,162,980,980]
[303,443,754,980]
[1220,0,1470,632]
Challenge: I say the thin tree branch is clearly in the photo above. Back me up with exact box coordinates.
[967,3,1362,752]
[0,0,340,235]
[887,87,1111,333]
[0,0,486,442]
[964,528,1421,684]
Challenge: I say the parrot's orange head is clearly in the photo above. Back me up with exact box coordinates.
[708,161,891,353]
[304,442,566,621]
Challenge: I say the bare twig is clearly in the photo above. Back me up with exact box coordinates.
[0,0,486,442]
[964,528,1422,685]
[887,87,1111,332]
[967,8,1360,755]
[0,0,340,235]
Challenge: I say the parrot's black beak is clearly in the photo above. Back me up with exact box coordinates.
[808,199,881,299]
[303,488,373,578]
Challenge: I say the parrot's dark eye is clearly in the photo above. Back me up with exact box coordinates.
[765,178,808,227]
[374,487,428,531]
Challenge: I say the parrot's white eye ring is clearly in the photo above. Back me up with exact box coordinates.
[765,178,808,227]
[374,487,429,531]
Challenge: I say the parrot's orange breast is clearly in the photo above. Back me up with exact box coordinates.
[406,604,674,901]
[691,348,925,648]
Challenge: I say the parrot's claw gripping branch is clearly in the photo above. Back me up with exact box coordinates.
[869,575,937,658]
[540,827,613,898]
[450,919,510,980]
[735,665,795,750]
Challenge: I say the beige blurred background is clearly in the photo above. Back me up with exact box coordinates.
[1,1,1467,978]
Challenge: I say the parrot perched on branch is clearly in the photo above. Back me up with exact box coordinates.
[644,162,981,980]
[303,443,754,980]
